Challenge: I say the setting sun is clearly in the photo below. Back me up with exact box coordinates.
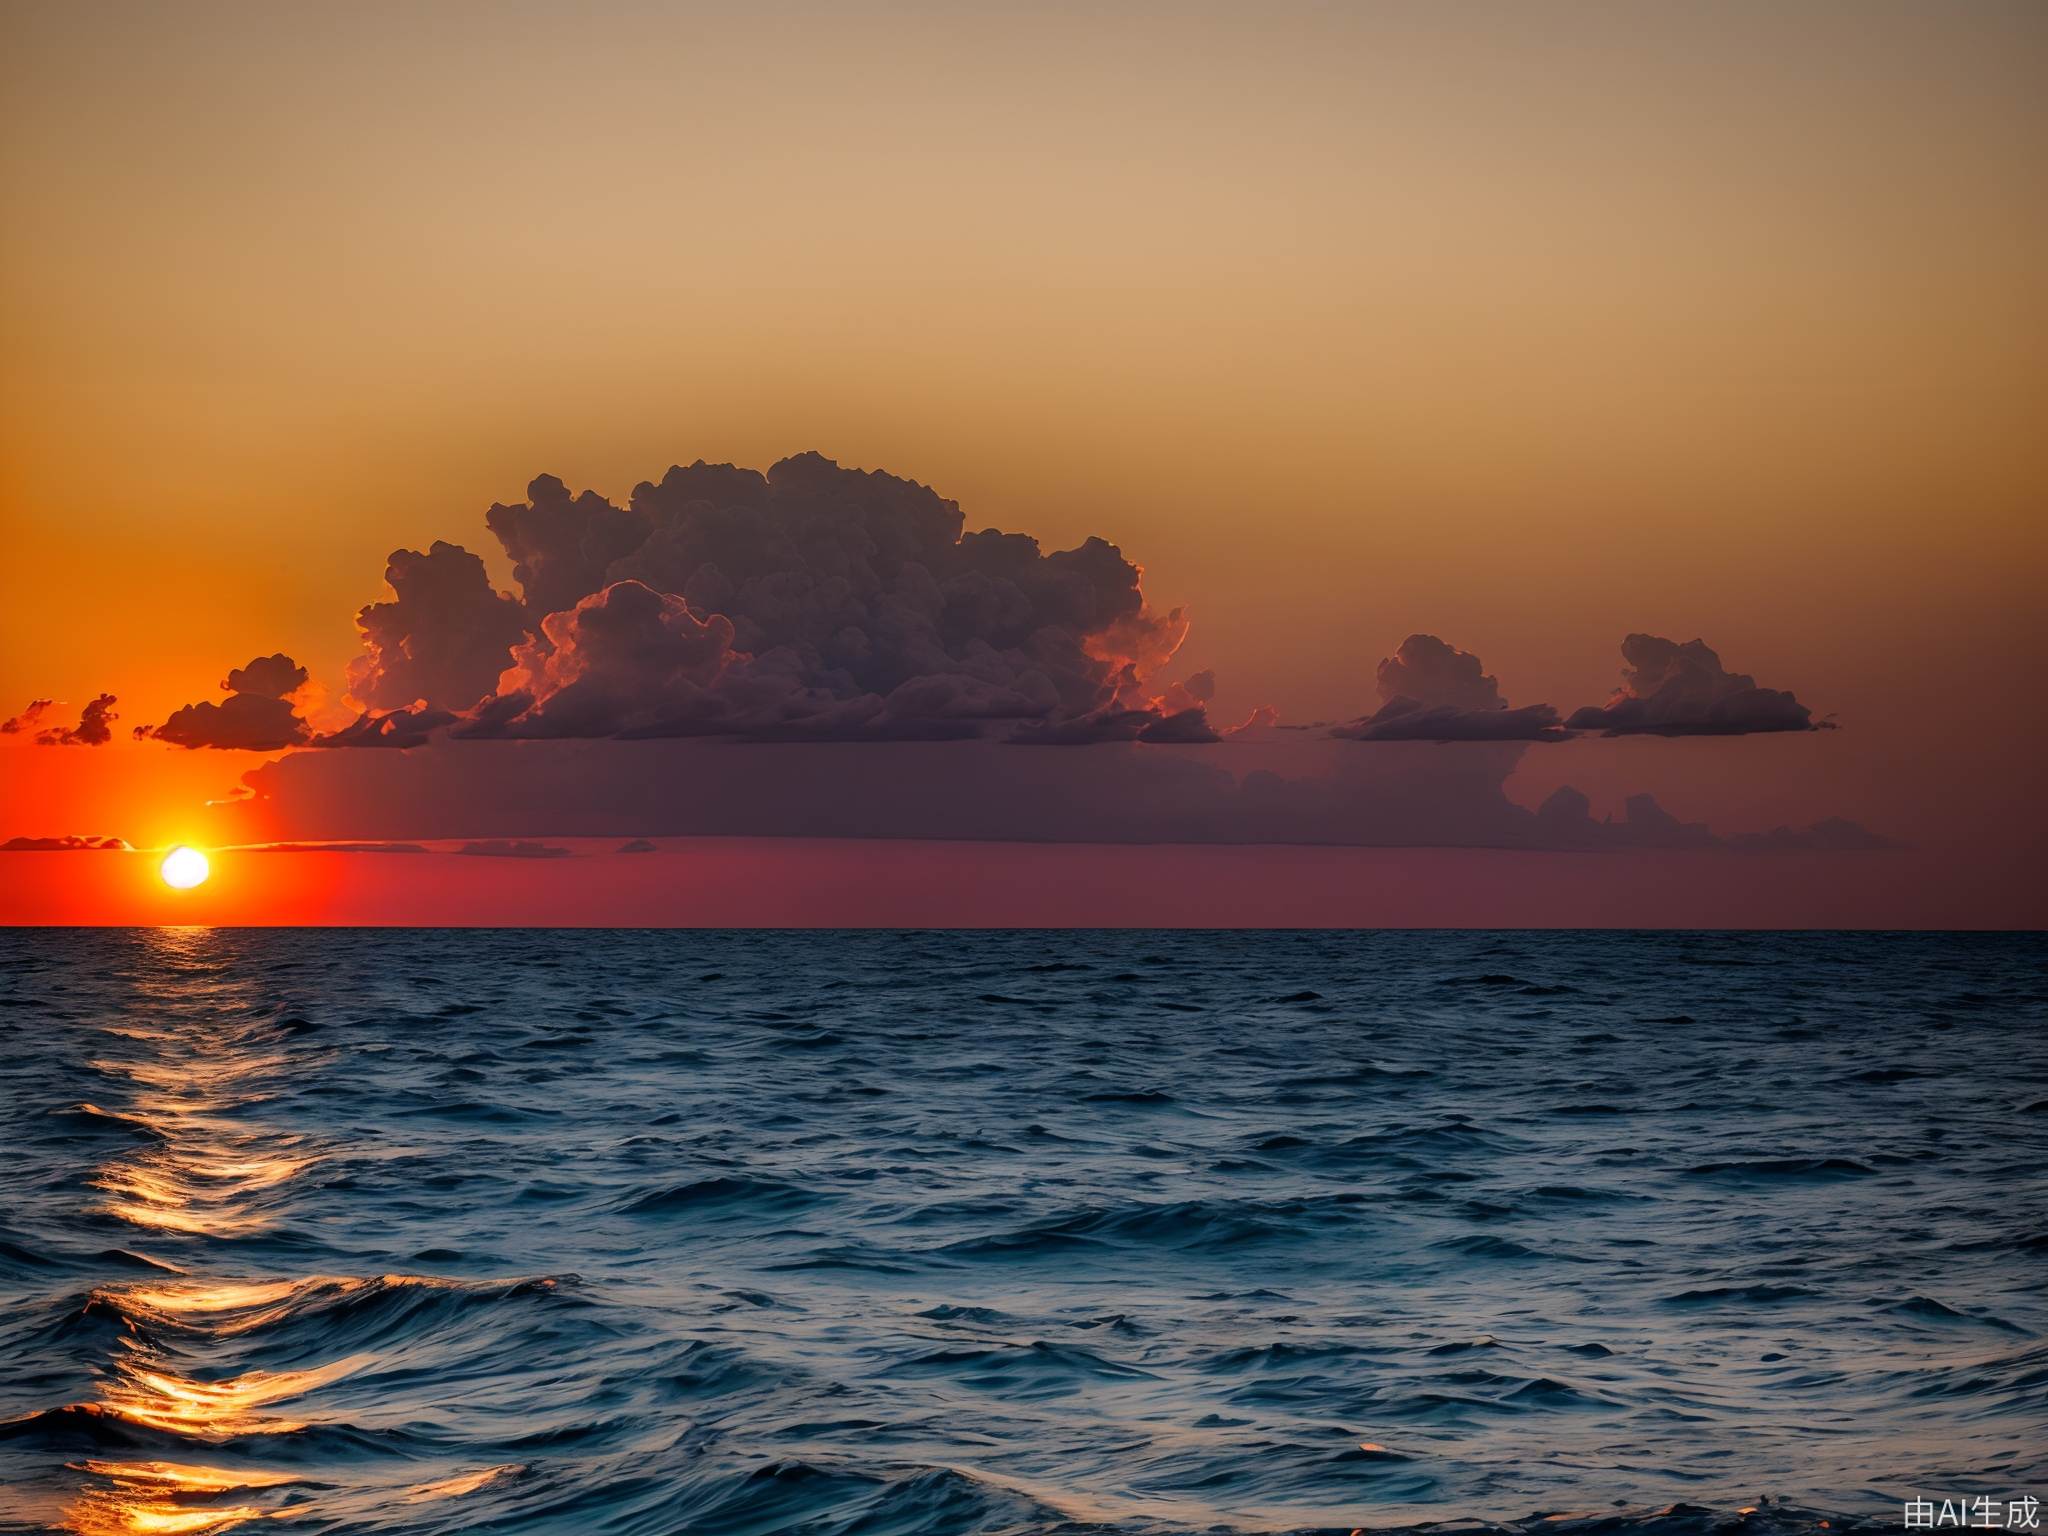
[159,846,209,889]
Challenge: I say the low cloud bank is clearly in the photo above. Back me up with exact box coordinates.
[1,700,53,734]
[2,834,133,851]
[207,735,1881,855]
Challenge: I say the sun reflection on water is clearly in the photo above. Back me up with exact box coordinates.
[50,930,533,1534]
[59,931,331,1535]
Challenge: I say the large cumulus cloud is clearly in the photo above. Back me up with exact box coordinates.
[2,699,53,734]
[139,654,311,751]
[1333,635,1565,743]
[342,453,1211,743]
[1567,635,1823,736]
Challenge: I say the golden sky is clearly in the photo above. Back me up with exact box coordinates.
[2,1,2044,899]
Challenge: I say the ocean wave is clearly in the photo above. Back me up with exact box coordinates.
[0,928,2041,1533]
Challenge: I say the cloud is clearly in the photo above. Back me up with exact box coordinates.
[205,732,1891,856]
[618,838,658,853]
[1334,636,1566,742]
[139,654,312,751]
[1567,634,1824,736]
[347,541,530,712]
[326,453,1200,744]
[2,834,133,851]
[197,734,1598,850]
[1377,633,1504,711]
[2,699,53,734]
[456,839,571,858]
[35,694,118,746]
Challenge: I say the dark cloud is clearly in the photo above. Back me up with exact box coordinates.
[225,654,308,699]
[457,839,571,858]
[1334,636,1566,742]
[434,453,1193,741]
[618,838,658,853]
[140,654,312,751]
[2,834,133,851]
[2,699,53,734]
[1567,634,1824,736]
[347,541,530,713]
[35,694,118,746]
[205,732,1891,856]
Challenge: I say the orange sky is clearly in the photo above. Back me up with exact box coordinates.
[2,2,2043,922]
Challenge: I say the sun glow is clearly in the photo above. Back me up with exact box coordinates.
[159,847,210,889]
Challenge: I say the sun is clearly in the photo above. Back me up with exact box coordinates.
[160,846,211,889]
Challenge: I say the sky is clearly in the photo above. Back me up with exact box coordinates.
[2,0,2042,926]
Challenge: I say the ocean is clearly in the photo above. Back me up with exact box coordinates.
[1,930,2042,1535]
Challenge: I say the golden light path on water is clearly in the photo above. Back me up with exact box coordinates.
[56,928,522,1535]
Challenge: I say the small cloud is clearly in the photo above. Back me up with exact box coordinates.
[2,834,133,851]
[139,655,312,750]
[35,694,118,746]
[1375,633,1504,711]
[1567,635,1825,736]
[456,839,571,858]
[2,699,53,734]
[224,653,309,699]
[618,838,658,853]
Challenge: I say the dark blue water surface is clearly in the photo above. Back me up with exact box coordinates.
[1,930,2043,1535]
